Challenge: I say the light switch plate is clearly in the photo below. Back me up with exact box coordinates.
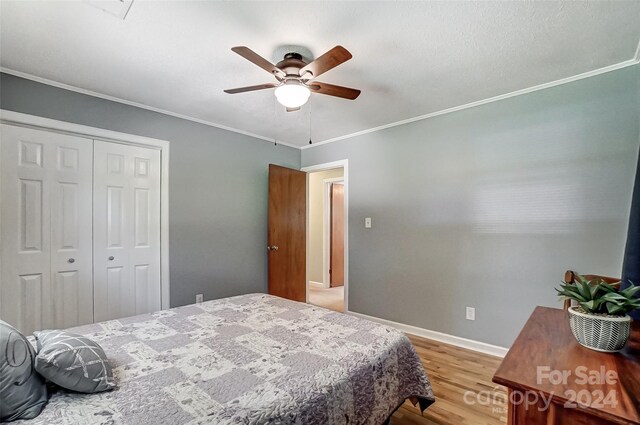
[365,217,372,228]
[466,307,475,321]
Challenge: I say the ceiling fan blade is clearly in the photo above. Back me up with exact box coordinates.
[224,83,278,94]
[231,46,285,78]
[299,46,352,79]
[308,82,361,100]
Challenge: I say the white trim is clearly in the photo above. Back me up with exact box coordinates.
[1,110,167,149]
[0,109,172,310]
[301,58,640,150]
[308,281,326,289]
[323,178,344,287]
[5,55,639,151]
[305,173,310,304]
[322,180,330,288]
[348,311,509,358]
[0,67,300,150]
[302,160,349,312]
[302,160,348,173]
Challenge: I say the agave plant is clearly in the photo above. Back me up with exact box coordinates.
[556,276,640,316]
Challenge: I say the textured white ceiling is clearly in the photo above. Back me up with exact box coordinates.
[1,1,639,148]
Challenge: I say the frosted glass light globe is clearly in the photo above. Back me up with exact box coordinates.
[274,83,311,108]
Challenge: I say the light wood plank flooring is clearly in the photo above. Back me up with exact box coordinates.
[391,335,507,425]
[309,285,344,312]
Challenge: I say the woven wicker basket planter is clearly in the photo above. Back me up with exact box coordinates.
[568,306,631,352]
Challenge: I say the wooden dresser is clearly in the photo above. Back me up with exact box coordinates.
[493,306,640,425]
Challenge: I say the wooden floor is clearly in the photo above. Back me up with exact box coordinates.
[309,285,344,312]
[306,292,506,424]
[391,335,507,425]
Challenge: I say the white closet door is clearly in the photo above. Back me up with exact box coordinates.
[0,124,93,334]
[93,140,161,322]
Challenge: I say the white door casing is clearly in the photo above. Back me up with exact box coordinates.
[93,140,161,322]
[301,160,349,311]
[0,124,93,334]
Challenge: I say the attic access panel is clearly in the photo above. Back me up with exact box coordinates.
[85,0,134,20]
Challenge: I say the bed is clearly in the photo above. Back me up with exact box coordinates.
[18,293,434,424]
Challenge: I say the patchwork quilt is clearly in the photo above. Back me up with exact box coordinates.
[18,294,434,424]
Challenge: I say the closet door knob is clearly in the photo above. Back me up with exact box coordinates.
[108,256,115,261]
[68,258,75,263]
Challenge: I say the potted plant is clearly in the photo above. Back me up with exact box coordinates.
[556,276,640,352]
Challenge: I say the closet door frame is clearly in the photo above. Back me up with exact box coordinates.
[0,109,171,310]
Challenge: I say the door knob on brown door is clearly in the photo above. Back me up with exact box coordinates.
[108,256,115,261]
[267,245,279,251]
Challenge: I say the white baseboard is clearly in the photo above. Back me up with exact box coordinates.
[347,310,509,358]
[309,280,329,289]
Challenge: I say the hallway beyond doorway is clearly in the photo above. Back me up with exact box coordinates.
[309,285,344,312]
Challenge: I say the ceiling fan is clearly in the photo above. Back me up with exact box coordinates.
[224,45,361,112]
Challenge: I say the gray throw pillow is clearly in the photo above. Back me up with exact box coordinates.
[34,330,115,393]
[0,320,48,422]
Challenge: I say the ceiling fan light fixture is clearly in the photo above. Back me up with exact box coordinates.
[274,82,310,109]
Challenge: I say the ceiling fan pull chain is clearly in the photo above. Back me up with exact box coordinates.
[274,95,278,147]
[308,99,313,145]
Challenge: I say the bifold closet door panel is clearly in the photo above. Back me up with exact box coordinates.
[0,124,93,334]
[93,140,161,322]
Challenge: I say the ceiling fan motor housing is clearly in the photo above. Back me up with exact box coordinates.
[276,52,308,79]
[284,52,303,61]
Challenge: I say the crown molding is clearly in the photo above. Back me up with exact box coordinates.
[0,67,301,150]
[3,49,639,153]
[302,56,640,150]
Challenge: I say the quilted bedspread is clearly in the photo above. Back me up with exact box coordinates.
[19,293,434,425]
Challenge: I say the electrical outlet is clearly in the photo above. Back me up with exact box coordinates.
[196,294,204,304]
[466,307,476,321]
[365,217,372,228]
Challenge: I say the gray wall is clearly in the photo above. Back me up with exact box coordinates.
[0,73,300,308]
[302,65,640,348]
[3,65,638,348]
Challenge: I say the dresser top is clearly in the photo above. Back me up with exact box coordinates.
[493,306,640,424]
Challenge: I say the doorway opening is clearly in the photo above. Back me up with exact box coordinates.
[302,160,348,313]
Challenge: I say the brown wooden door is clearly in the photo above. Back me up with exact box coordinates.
[268,164,307,301]
[330,183,345,287]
